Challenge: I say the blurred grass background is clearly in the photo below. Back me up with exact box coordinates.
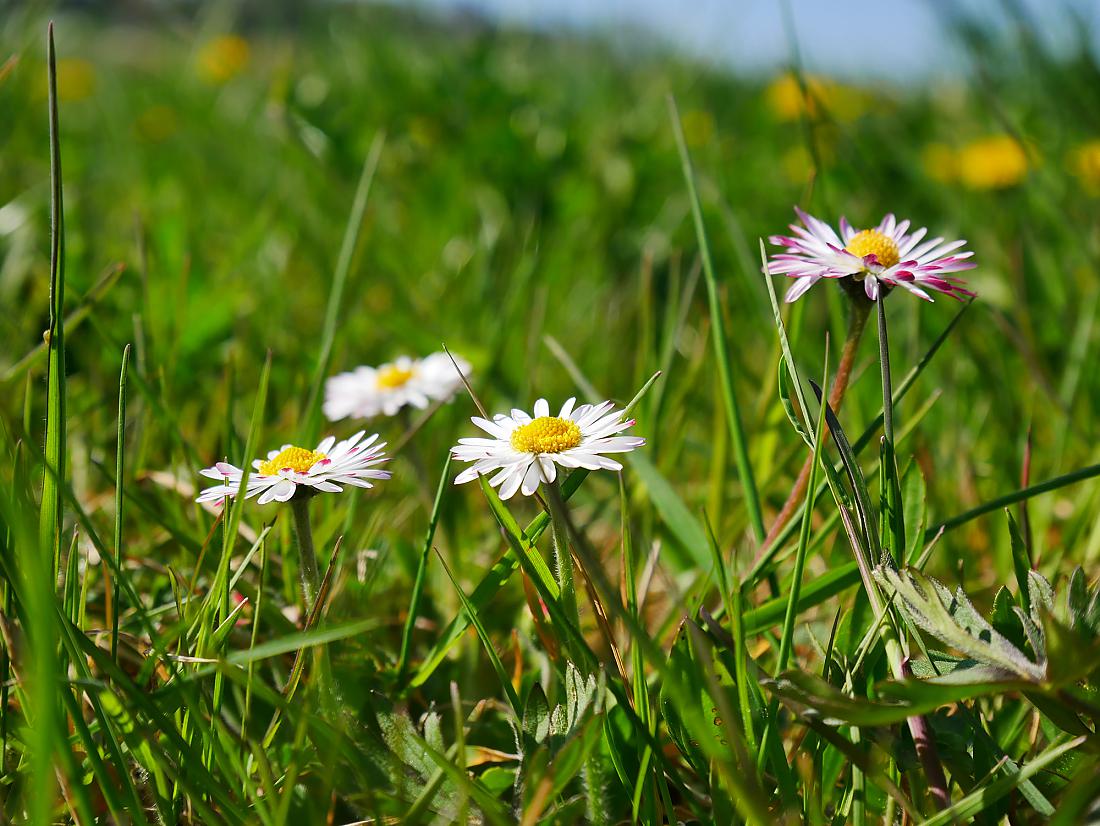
[4,3,1099,576]
[2,1,1100,818]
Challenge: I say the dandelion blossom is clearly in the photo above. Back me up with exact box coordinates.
[451,398,644,500]
[197,432,390,505]
[197,35,251,84]
[957,135,1028,190]
[767,207,976,303]
[1070,140,1100,194]
[324,352,470,421]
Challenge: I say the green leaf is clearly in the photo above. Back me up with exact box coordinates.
[523,683,552,747]
[874,566,1045,682]
[1042,612,1100,685]
[768,669,1029,727]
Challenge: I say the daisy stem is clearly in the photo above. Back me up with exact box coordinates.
[875,297,950,810]
[876,297,894,447]
[544,480,580,632]
[758,298,870,555]
[290,497,320,614]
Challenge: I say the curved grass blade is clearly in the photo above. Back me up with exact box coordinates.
[302,133,385,442]
[669,95,764,542]
[40,22,67,586]
[436,548,521,714]
[397,454,452,683]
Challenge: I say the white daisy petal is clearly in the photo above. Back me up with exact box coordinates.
[499,462,528,500]
[537,456,557,483]
[520,462,542,496]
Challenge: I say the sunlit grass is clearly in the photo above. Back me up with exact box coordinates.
[2,3,1100,823]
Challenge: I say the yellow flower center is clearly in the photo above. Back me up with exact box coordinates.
[258,446,325,475]
[376,365,414,390]
[845,229,900,270]
[510,417,583,454]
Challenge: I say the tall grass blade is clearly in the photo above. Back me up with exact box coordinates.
[39,22,67,585]
[112,343,130,660]
[668,95,765,542]
[302,133,385,441]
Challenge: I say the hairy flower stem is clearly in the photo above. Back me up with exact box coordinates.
[290,497,320,615]
[759,298,871,554]
[876,298,950,811]
[545,480,581,632]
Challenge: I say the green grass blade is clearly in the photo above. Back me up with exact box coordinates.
[302,133,385,442]
[397,455,452,683]
[39,22,67,587]
[435,548,521,714]
[668,95,765,542]
[112,343,130,660]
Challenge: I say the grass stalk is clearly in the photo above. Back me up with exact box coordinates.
[302,134,385,442]
[669,95,765,543]
[397,454,452,683]
[112,344,130,660]
[39,22,67,587]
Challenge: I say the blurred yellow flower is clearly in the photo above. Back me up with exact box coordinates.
[135,105,179,142]
[765,72,867,122]
[781,145,814,184]
[921,142,958,184]
[54,58,96,101]
[680,109,715,148]
[956,135,1028,190]
[1069,140,1100,193]
[197,35,250,84]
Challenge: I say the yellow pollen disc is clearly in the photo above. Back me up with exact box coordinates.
[258,446,326,475]
[376,365,414,390]
[845,229,900,269]
[510,416,583,454]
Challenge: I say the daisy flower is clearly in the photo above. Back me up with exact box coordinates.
[196,431,390,505]
[324,352,470,421]
[451,398,644,500]
[767,207,976,303]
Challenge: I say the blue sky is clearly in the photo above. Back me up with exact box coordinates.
[409,0,1099,81]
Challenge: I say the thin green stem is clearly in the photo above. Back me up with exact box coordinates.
[876,296,894,446]
[875,294,950,811]
[290,497,320,615]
